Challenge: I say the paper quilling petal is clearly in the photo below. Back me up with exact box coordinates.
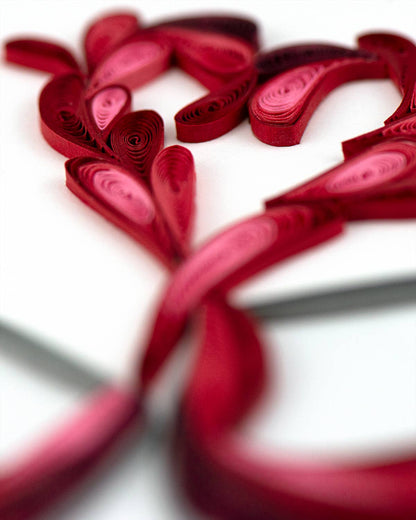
[150,145,196,255]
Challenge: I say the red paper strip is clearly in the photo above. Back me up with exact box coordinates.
[342,113,416,157]
[358,32,416,124]
[266,140,416,219]
[153,14,259,49]
[255,43,377,83]
[109,110,164,180]
[39,73,106,159]
[153,27,255,90]
[65,157,177,266]
[175,67,258,142]
[85,33,172,98]
[0,386,141,520]
[139,204,343,388]
[5,38,81,76]
[179,309,416,520]
[83,11,141,73]
[150,145,196,256]
[249,56,387,146]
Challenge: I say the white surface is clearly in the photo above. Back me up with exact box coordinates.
[1,1,416,519]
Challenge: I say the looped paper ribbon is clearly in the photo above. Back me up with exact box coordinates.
[249,54,387,146]
[3,10,416,520]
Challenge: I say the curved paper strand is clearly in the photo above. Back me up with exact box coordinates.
[255,43,378,83]
[175,67,258,142]
[358,32,416,124]
[266,140,416,219]
[39,73,105,158]
[65,157,177,266]
[5,38,81,76]
[85,33,172,98]
[152,14,259,49]
[153,27,255,90]
[0,386,141,520]
[110,110,164,180]
[83,11,141,73]
[139,205,343,387]
[249,56,387,146]
[150,145,196,255]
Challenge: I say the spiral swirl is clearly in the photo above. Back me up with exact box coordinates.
[83,11,141,72]
[110,110,164,179]
[150,145,195,253]
[175,67,257,142]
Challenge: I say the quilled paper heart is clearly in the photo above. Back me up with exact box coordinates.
[65,157,177,265]
[83,11,141,73]
[266,140,416,219]
[249,55,387,146]
[5,38,81,76]
[358,32,416,124]
[150,145,196,256]
[109,110,164,179]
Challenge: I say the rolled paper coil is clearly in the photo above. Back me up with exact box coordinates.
[249,56,387,146]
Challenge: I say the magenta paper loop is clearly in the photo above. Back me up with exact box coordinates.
[249,56,387,146]
[255,43,378,83]
[83,11,141,73]
[266,140,416,220]
[358,32,416,124]
[5,38,81,76]
[150,145,196,256]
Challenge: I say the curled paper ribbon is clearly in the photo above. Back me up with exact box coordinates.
[109,110,164,179]
[85,33,172,98]
[266,140,416,219]
[358,32,416,124]
[255,43,377,83]
[249,56,387,146]
[175,67,258,142]
[150,145,196,256]
[83,11,141,73]
[153,14,259,49]
[139,204,343,387]
[5,38,81,76]
[65,157,177,265]
[0,386,141,520]
[154,26,254,90]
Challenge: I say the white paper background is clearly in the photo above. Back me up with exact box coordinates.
[1,1,415,519]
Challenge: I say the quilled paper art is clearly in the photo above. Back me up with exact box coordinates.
[3,9,416,520]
